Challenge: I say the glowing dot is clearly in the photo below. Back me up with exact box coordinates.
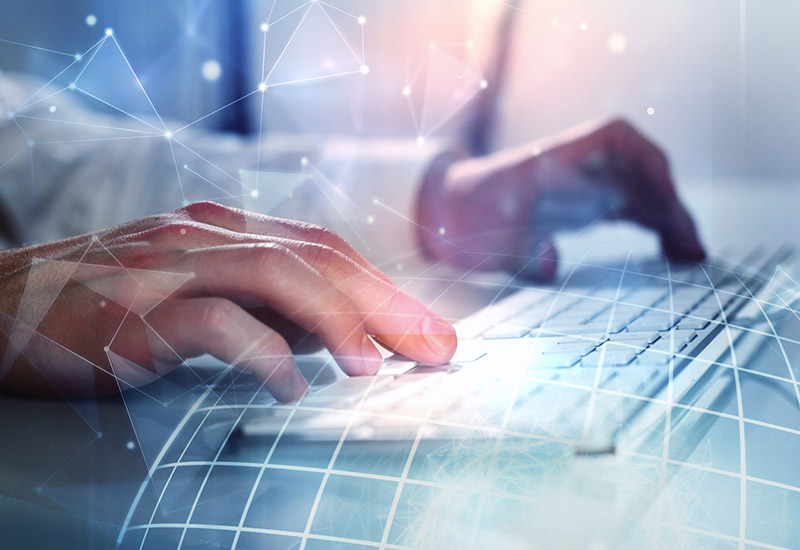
[366,215,375,224]
[97,432,103,438]
[372,198,379,204]
[201,59,222,81]
[416,136,426,147]
[103,346,109,352]
[105,27,113,36]
[480,79,488,89]
[74,53,82,61]
[466,40,474,49]
[183,199,190,207]
[396,263,403,271]
[100,300,107,308]
[165,131,172,139]
[580,22,589,31]
[126,441,135,450]
[183,164,188,169]
[260,22,269,32]
[429,42,437,51]
[6,112,13,119]
[300,156,308,166]
[531,146,541,156]
[49,105,57,113]
[258,82,267,92]
[608,33,628,53]
[251,190,259,198]
[68,82,77,90]
[551,18,559,26]
[360,65,369,75]
[438,227,446,236]
[358,16,366,25]
[35,487,42,493]
[179,228,187,235]
[402,86,411,97]
[27,139,35,147]
[86,14,97,26]
[647,107,655,116]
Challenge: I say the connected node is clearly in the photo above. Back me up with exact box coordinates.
[27,139,35,147]
[183,199,190,207]
[402,86,411,97]
[49,105,57,113]
[6,111,13,119]
[183,164,189,169]
[86,14,97,26]
[126,441,136,450]
[366,215,375,224]
[251,190,259,198]
[68,82,77,90]
[372,198,379,205]
[480,79,488,89]
[97,432,103,438]
[358,15,366,25]
[105,27,113,36]
[608,33,628,53]
[260,22,269,32]
[258,82,267,92]
[103,346,110,352]
[165,131,173,139]
[438,227,446,236]
[646,107,655,116]
[201,59,222,81]
[360,65,370,75]
[74,53,82,61]
[416,136,425,147]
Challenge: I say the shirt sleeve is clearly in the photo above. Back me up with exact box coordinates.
[0,72,440,266]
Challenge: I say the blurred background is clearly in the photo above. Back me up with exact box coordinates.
[1,0,798,182]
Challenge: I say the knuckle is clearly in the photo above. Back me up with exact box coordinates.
[196,298,238,336]
[248,242,295,278]
[301,243,349,279]
[181,200,229,220]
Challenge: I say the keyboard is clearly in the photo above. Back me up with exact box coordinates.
[230,249,791,452]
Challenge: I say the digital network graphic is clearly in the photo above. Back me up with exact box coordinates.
[1,2,800,550]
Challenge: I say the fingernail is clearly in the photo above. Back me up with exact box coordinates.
[292,369,308,399]
[361,334,381,375]
[421,316,456,357]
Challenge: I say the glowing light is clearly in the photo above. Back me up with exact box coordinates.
[647,107,655,116]
[438,227,446,235]
[165,131,172,139]
[86,14,97,26]
[580,22,589,31]
[366,215,375,224]
[258,82,267,92]
[260,22,269,32]
[179,228,187,235]
[466,40,474,49]
[68,82,76,90]
[416,136,426,147]
[251,190,259,197]
[551,18,559,26]
[608,33,628,53]
[105,27,113,36]
[74,53,82,61]
[360,65,370,75]
[126,441,135,450]
[27,139,35,147]
[300,156,308,166]
[531,146,541,157]
[48,105,57,113]
[201,59,222,81]
[99,300,107,308]
[480,79,488,89]
[358,16,366,25]
[402,86,411,97]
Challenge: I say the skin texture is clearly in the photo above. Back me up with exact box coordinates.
[417,119,706,281]
[0,202,457,401]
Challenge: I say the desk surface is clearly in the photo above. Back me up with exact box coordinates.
[2,178,799,549]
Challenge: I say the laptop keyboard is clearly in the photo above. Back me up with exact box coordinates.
[236,251,784,450]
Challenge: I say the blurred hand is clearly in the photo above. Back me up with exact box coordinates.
[417,119,706,280]
[0,202,456,400]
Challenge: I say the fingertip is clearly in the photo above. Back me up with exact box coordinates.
[517,238,559,283]
[421,316,458,363]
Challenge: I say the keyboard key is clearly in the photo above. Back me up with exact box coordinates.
[580,346,637,367]
[482,324,530,339]
[627,311,677,332]
[530,352,581,369]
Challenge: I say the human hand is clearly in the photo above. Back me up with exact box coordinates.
[416,119,706,281]
[0,202,457,401]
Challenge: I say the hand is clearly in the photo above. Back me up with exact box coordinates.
[416,119,706,280]
[0,202,457,401]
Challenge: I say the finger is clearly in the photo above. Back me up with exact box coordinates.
[274,241,457,364]
[144,298,307,402]
[179,201,393,283]
[506,236,559,283]
[657,200,706,262]
[174,243,383,376]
